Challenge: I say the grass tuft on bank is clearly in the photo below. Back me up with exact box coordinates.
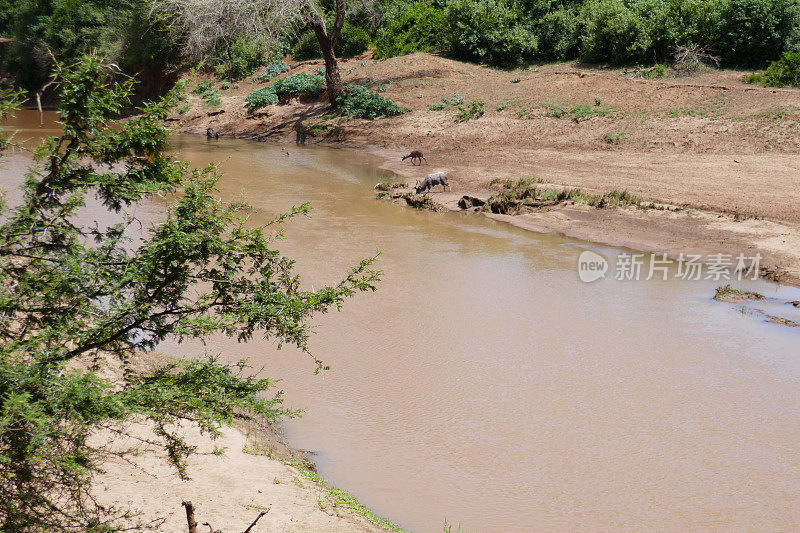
[486,178,644,214]
[713,284,765,302]
[288,461,408,532]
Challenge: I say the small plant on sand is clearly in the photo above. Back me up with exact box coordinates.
[571,103,613,121]
[542,103,567,118]
[640,63,667,79]
[193,79,215,96]
[193,79,221,107]
[602,132,627,144]
[456,99,485,121]
[204,91,221,107]
[428,92,464,111]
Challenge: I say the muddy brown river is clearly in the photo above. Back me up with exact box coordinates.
[4,111,800,532]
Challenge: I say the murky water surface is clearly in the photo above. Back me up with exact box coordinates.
[4,110,800,532]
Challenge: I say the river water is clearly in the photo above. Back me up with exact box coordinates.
[4,110,800,532]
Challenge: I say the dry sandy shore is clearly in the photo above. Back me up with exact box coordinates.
[92,422,392,533]
[81,351,397,533]
[178,52,800,287]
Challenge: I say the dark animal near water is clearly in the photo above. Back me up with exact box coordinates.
[206,128,219,139]
[402,151,426,165]
[415,172,449,194]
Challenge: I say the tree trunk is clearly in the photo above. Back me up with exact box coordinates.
[310,26,345,107]
[308,0,346,108]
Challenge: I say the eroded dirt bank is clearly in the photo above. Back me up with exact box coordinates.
[87,351,397,533]
[175,52,800,287]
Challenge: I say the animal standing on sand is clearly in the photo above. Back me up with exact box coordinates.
[402,150,426,166]
[415,172,450,194]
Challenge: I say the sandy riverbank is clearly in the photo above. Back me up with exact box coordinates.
[85,351,401,533]
[92,421,397,532]
[175,52,800,287]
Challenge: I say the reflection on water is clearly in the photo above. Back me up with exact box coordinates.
[4,110,800,532]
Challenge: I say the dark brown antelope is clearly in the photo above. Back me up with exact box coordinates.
[402,150,426,166]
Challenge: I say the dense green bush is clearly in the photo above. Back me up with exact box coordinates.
[747,51,800,86]
[445,0,538,66]
[716,0,799,66]
[337,23,372,57]
[580,0,650,63]
[292,31,322,61]
[246,86,279,110]
[375,2,447,58]
[215,38,270,80]
[245,73,326,111]
[535,6,582,61]
[632,0,723,60]
[0,0,180,90]
[337,84,406,118]
[273,73,326,97]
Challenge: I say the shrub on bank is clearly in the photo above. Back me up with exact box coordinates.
[252,62,291,83]
[246,73,326,111]
[337,23,372,57]
[337,85,406,119]
[274,73,326,97]
[746,51,800,86]
[445,0,538,66]
[216,38,271,80]
[580,0,650,63]
[716,0,799,66]
[374,2,447,58]
[246,87,279,110]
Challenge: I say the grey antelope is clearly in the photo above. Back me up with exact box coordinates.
[415,172,450,194]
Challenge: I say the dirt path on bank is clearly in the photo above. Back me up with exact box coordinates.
[175,52,800,286]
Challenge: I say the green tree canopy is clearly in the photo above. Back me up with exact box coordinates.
[0,54,380,531]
